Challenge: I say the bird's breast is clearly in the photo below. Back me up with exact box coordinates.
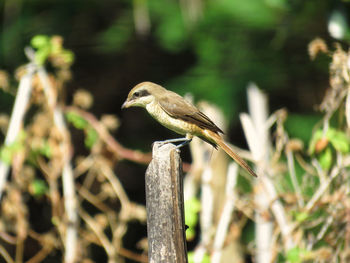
[146,101,200,136]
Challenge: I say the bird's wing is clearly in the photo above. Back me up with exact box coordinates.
[158,92,223,134]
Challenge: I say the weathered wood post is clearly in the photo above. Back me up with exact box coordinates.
[145,142,188,263]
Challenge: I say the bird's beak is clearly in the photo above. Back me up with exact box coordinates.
[121,100,130,109]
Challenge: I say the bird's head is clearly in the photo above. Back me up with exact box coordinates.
[121,82,164,109]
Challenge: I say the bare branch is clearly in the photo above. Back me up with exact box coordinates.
[0,64,35,199]
[211,163,239,263]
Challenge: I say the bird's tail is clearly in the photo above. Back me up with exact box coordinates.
[205,130,258,178]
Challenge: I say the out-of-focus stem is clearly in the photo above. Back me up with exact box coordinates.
[240,83,294,260]
[0,243,15,263]
[200,167,214,247]
[133,0,150,36]
[27,46,78,263]
[211,163,238,263]
[286,149,304,207]
[305,165,341,212]
[79,209,116,262]
[0,64,35,200]
[240,84,273,263]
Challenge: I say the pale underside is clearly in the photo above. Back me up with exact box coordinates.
[146,100,217,145]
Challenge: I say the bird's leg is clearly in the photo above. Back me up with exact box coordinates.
[156,134,193,149]
[161,137,190,144]
[175,138,192,149]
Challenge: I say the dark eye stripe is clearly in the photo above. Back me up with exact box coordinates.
[133,89,150,99]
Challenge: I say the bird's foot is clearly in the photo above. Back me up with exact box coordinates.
[174,138,192,150]
[153,137,192,151]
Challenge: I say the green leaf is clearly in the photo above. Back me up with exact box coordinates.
[184,197,201,240]
[38,140,52,158]
[201,254,211,263]
[85,127,98,149]
[51,216,59,226]
[66,112,88,129]
[319,147,332,170]
[30,179,48,197]
[185,197,201,227]
[31,35,52,65]
[326,128,350,153]
[0,134,26,164]
[30,35,74,66]
[35,46,51,65]
[295,211,309,223]
[61,50,75,65]
[31,35,50,49]
[188,252,211,263]
[0,146,13,164]
[286,247,310,263]
[186,227,196,240]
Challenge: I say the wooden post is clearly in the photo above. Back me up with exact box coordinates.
[145,142,188,263]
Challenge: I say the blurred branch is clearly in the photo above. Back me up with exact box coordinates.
[53,110,78,263]
[286,149,304,207]
[190,103,236,262]
[199,167,214,246]
[186,102,248,262]
[66,106,152,163]
[26,242,55,263]
[79,208,117,262]
[26,231,56,263]
[133,0,150,36]
[346,87,350,128]
[77,184,112,212]
[240,84,273,263]
[0,231,16,244]
[179,0,203,26]
[118,247,148,263]
[309,214,334,250]
[65,106,192,172]
[305,163,341,212]
[0,244,14,263]
[211,163,238,263]
[98,163,130,212]
[240,83,294,259]
[25,47,78,263]
[0,63,35,200]
[13,190,27,263]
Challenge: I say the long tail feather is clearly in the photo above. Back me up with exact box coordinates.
[205,130,258,177]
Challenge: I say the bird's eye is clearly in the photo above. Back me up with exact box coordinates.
[132,89,149,99]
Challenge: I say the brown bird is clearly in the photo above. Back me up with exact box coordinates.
[121,82,257,177]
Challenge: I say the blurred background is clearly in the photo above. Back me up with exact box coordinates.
[1,0,350,262]
[1,0,337,119]
[1,0,338,199]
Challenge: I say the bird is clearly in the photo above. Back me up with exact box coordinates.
[121,82,257,177]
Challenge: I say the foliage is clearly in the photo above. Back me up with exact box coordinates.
[184,197,201,240]
[1,1,350,262]
[148,0,288,116]
[0,35,148,263]
[31,35,74,66]
[0,0,334,118]
[66,111,99,149]
[0,131,26,164]
[188,251,211,263]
